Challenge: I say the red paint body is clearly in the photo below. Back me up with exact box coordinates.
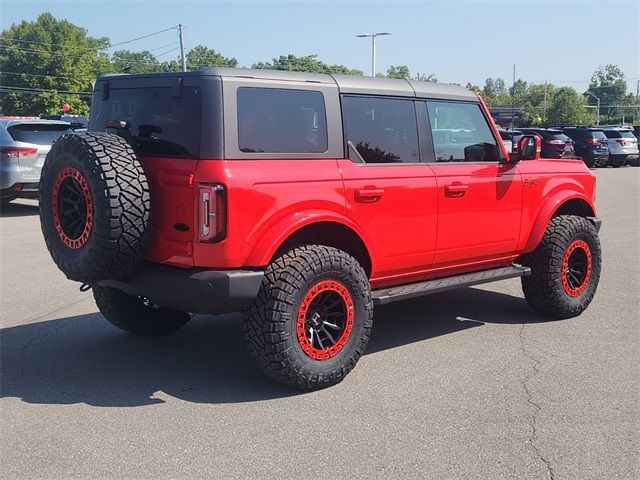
[139,100,597,290]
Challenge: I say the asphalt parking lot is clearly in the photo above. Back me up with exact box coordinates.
[1,167,638,480]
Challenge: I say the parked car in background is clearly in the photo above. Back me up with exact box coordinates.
[40,114,88,130]
[561,127,609,168]
[1,117,73,204]
[601,127,639,166]
[498,129,514,152]
[518,128,575,159]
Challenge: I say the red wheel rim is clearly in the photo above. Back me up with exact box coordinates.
[51,167,94,249]
[561,239,592,297]
[296,280,354,360]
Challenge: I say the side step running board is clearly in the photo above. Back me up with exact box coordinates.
[372,264,531,306]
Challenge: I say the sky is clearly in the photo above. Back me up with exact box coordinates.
[2,0,639,93]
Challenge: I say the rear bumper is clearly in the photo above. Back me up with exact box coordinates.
[97,263,264,314]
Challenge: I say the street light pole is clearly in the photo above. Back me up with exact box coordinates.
[356,32,392,77]
[585,90,600,125]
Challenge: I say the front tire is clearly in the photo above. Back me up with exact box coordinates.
[94,286,191,336]
[245,245,373,391]
[520,215,601,319]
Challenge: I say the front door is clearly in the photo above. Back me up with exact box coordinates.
[422,100,522,268]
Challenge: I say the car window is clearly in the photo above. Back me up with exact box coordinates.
[341,96,419,163]
[620,131,636,139]
[425,101,499,162]
[6,124,73,145]
[591,131,607,141]
[552,133,572,142]
[237,87,327,154]
[89,86,202,158]
[602,130,621,139]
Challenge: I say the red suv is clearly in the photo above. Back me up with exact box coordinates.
[39,69,602,390]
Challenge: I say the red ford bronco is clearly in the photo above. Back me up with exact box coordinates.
[39,68,601,390]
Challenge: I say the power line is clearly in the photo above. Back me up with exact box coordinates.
[0,26,178,53]
[0,85,92,96]
[1,71,81,80]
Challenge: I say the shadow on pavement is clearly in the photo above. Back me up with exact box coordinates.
[0,200,39,218]
[0,287,547,407]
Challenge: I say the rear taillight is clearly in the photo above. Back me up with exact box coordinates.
[546,140,565,145]
[585,138,599,145]
[615,139,627,146]
[0,146,38,157]
[198,184,226,242]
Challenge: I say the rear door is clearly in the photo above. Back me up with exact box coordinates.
[89,79,212,267]
[339,95,437,283]
[422,100,522,268]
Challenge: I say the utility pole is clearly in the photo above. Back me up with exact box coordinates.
[585,91,600,125]
[178,24,187,72]
[510,64,516,128]
[543,80,548,124]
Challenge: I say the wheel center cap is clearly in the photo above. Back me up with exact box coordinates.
[309,311,322,328]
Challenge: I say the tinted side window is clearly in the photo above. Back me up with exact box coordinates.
[342,96,419,163]
[237,87,327,153]
[426,101,498,162]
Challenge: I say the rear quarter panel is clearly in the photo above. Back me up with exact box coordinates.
[192,158,350,268]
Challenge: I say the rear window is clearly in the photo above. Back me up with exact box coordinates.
[591,131,607,140]
[552,133,572,142]
[7,124,73,145]
[89,87,202,158]
[237,87,327,153]
[603,130,621,139]
[620,131,636,139]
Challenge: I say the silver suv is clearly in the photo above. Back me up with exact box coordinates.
[1,117,73,204]
[601,127,639,167]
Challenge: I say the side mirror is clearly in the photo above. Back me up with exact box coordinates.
[514,134,542,161]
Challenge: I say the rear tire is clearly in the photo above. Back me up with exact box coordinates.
[520,215,601,319]
[245,245,373,391]
[94,286,191,336]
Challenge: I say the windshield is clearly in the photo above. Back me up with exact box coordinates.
[7,123,73,145]
[89,86,202,158]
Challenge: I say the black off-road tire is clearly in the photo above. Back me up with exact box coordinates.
[520,215,601,319]
[94,286,191,336]
[245,245,374,391]
[39,133,151,282]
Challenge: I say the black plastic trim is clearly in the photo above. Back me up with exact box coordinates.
[587,216,602,233]
[97,263,264,314]
[372,265,531,305]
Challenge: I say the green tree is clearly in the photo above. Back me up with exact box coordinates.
[509,79,528,102]
[0,12,110,115]
[186,45,237,69]
[588,64,627,119]
[111,49,162,74]
[546,86,591,126]
[253,54,363,75]
[386,65,410,79]
[481,78,510,106]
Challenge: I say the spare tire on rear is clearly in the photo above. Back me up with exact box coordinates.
[39,132,151,282]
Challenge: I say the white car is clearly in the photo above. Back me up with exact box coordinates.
[1,117,73,204]
[601,127,639,167]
